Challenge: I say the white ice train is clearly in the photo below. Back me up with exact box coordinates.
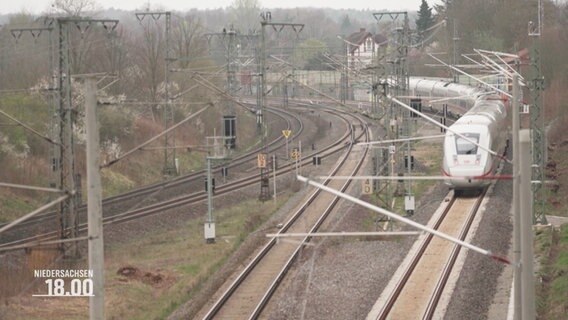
[409,77,509,191]
[408,77,485,111]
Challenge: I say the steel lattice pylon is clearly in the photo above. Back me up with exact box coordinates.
[55,18,118,257]
[56,19,79,258]
[257,14,304,201]
[373,11,411,210]
[135,11,176,175]
[163,12,176,175]
[9,23,59,201]
[529,37,547,224]
[204,29,258,149]
[527,0,547,225]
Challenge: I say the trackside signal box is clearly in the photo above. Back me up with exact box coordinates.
[312,155,321,165]
[204,178,216,192]
[223,115,236,149]
[405,195,415,215]
[204,222,215,243]
[410,98,422,118]
[257,153,267,168]
[404,155,415,169]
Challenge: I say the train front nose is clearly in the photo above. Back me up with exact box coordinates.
[447,165,487,188]
[445,154,489,188]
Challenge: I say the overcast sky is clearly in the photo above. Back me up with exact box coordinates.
[1,0,442,15]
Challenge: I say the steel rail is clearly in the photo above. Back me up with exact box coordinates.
[0,108,356,251]
[249,117,370,319]
[0,106,299,232]
[375,194,455,320]
[374,191,486,320]
[422,189,488,319]
[202,111,368,319]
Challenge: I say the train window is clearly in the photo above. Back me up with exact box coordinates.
[455,133,480,155]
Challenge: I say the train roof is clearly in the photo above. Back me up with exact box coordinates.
[455,97,507,125]
[408,77,485,100]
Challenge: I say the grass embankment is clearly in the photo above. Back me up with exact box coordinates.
[107,195,289,319]
[535,225,568,319]
[0,192,39,223]
[0,94,51,222]
[0,94,258,218]
[4,195,290,319]
[535,120,568,320]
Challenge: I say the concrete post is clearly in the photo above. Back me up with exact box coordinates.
[85,77,104,320]
[519,129,535,320]
[273,154,276,202]
[205,157,215,243]
[512,75,521,320]
[285,136,289,160]
[299,140,302,175]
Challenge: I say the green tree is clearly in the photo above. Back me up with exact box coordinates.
[432,0,451,23]
[292,38,328,70]
[416,0,435,40]
[471,30,504,51]
[340,14,352,34]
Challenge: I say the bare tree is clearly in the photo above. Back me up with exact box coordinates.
[172,14,206,69]
[47,0,105,75]
[90,27,129,95]
[0,14,48,89]
[296,9,337,41]
[229,0,262,33]
[132,18,165,120]
[50,0,100,17]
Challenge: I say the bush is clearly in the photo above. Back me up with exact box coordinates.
[99,106,133,143]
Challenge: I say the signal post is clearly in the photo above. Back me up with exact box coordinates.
[204,135,231,243]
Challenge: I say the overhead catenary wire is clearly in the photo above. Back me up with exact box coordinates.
[410,19,447,48]
[0,35,111,65]
[387,95,512,164]
[288,75,354,110]
[357,134,446,146]
[473,49,524,83]
[0,107,61,146]
[321,53,373,87]
[192,73,254,111]
[0,36,120,94]
[0,182,65,193]
[0,194,70,235]
[0,236,90,253]
[428,54,512,98]
[0,25,214,90]
[0,88,45,94]
[101,104,211,169]
[314,175,512,181]
[297,175,511,264]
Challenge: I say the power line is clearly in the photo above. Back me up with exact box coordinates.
[51,17,119,259]
[135,11,177,176]
[0,107,61,145]
[102,104,212,169]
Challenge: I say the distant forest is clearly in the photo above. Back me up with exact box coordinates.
[0,0,566,116]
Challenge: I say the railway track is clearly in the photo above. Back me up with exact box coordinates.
[0,106,302,236]
[1,96,420,237]
[372,189,487,320]
[200,111,370,319]
[0,107,358,250]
